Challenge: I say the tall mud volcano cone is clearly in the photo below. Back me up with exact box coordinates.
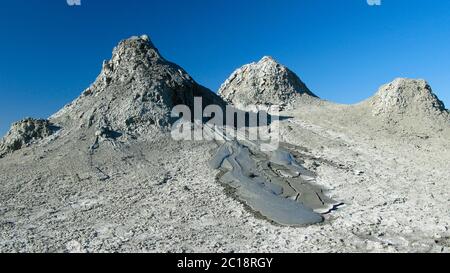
[51,35,224,134]
[218,56,317,110]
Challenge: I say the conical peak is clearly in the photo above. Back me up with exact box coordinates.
[380,78,430,95]
[94,35,193,92]
[50,35,223,133]
[373,78,445,110]
[253,56,286,73]
[110,35,163,67]
[368,78,448,121]
[218,56,317,109]
[259,56,277,64]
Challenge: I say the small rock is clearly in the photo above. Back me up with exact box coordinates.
[66,240,86,253]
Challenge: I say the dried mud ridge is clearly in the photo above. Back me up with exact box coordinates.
[210,140,341,226]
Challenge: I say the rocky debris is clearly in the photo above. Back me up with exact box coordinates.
[51,35,224,134]
[95,126,122,140]
[218,56,317,110]
[89,126,123,152]
[0,118,58,157]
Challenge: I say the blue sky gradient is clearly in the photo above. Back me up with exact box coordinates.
[1,0,449,135]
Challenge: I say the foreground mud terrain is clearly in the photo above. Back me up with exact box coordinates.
[1,116,449,253]
[1,36,449,253]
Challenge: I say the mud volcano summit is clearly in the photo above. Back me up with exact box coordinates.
[1,35,450,253]
[52,35,224,133]
[219,56,318,110]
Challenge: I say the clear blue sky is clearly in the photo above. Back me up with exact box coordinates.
[1,0,449,136]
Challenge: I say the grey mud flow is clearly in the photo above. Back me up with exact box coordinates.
[210,141,340,226]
